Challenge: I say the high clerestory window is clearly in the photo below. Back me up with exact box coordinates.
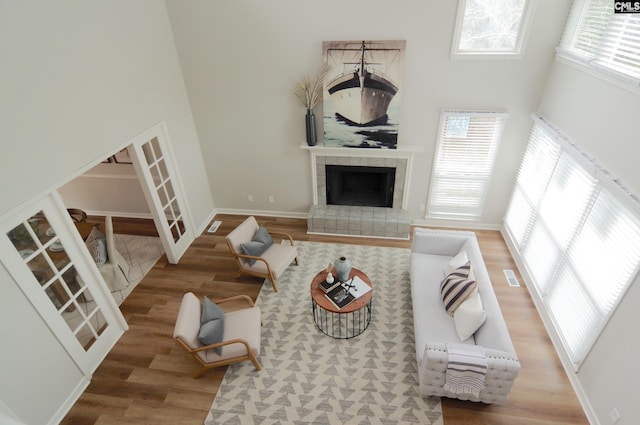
[451,0,535,58]
[558,0,640,84]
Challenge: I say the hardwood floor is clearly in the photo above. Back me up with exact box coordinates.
[61,215,588,425]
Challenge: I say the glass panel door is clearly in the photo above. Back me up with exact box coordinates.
[1,195,126,374]
[144,138,187,243]
[127,126,194,263]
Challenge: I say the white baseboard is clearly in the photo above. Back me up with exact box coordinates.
[411,218,501,231]
[84,210,154,220]
[48,376,91,425]
[215,208,308,219]
[86,209,218,237]
[198,209,218,235]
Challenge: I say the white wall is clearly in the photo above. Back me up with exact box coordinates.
[0,1,214,228]
[539,61,640,198]
[58,163,152,218]
[0,2,214,423]
[538,60,640,425]
[165,0,571,227]
[0,264,85,425]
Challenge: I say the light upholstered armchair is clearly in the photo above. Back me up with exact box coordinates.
[225,216,299,292]
[173,292,262,377]
[87,215,130,292]
[100,215,130,292]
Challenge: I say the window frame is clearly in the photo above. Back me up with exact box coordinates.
[503,115,640,369]
[556,0,640,89]
[451,0,536,59]
[426,110,508,221]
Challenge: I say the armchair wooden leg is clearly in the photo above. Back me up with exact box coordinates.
[194,367,207,379]
[269,275,278,292]
[294,257,300,265]
[247,350,262,371]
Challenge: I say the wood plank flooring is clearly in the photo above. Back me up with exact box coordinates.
[61,215,588,425]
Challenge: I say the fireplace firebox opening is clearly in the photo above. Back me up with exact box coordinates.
[325,165,396,208]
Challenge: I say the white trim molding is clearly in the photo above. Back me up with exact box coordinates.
[301,144,423,209]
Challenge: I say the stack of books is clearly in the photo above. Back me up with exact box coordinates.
[323,276,372,309]
[318,278,341,293]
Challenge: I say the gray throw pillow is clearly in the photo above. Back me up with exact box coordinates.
[240,226,274,266]
[253,226,274,247]
[85,226,105,243]
[198,296,225,355]
[86,238,108,268]
[85,225,108,267]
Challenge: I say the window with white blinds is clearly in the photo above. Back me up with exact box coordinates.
[427,111,507,220]
[504,116,640,368]
[559,0,640,81]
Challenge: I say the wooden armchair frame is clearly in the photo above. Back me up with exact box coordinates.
[225,217,299,292]
[66,208,87,223]
[174,294,262,378]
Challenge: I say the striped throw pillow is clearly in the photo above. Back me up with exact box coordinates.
[440,262,477,316]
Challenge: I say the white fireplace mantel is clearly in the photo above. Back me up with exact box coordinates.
[300,144,423,158]
[302,144,424,209]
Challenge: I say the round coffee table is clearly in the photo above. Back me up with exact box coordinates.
[310,268,373,339]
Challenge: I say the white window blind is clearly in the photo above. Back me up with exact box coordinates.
[504,116,640,368]
[427,111,507,220]
[452,0,533,56]
[559,0,640,81]
[537,153,597,248]
[548,188,640,362]
[523,152,598,293]
[504,123,561,247]
[598,14,640,78]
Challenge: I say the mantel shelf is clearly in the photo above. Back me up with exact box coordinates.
[300,144,423,158]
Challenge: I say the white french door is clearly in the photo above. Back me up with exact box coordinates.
[127,122,194,263]
[0,194,126,374]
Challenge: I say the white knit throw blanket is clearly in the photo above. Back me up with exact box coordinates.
[443,343,487,398]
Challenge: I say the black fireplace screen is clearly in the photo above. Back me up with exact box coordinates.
[325,165,395,207]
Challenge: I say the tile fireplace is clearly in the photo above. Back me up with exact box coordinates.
[303,145,420,239]
[325,165,396,207]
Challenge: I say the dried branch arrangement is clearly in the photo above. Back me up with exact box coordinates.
[295,66,329,110]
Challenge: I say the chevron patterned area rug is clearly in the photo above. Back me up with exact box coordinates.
[205,241,443,425]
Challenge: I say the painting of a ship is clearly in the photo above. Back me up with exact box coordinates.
[323,40,405,149]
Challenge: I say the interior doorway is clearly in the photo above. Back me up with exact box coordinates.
[57,122,195,302]
[58,157,164,305]
[60,122,194,263]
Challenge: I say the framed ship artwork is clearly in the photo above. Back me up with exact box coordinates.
[322,40,406,149]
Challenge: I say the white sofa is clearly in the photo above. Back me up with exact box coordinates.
[410,228,520,404]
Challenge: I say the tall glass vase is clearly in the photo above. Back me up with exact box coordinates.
[305,109,317,146]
